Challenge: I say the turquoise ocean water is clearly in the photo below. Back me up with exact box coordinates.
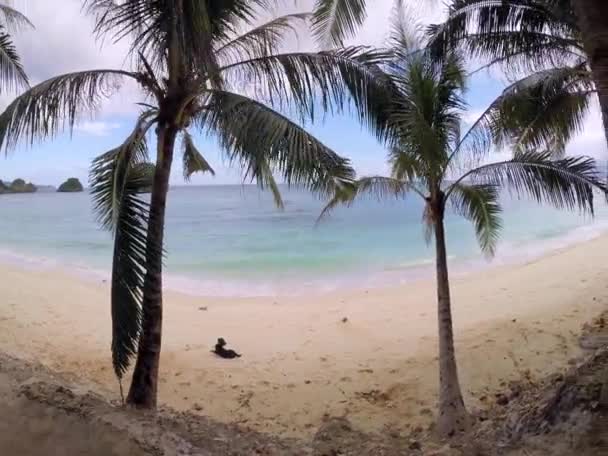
[0,185,607,296]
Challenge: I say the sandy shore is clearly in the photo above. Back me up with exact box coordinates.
[0,234,607,438]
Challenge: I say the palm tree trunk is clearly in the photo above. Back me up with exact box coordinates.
[126,123,178,408]
[571,0,608,408]
[572,0,608,144]
[433,202,470,437]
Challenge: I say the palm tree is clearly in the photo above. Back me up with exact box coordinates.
[0,1,389,408]
[0,2,32,91]
[319,32,605,436]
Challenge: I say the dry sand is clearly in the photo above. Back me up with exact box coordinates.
[0,234,607,438]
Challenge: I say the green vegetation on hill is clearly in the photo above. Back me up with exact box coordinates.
[0,179,37,194]
[57,178,84,193]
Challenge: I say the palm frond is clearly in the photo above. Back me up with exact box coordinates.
[312,0,367,47]
[216,13,310,64]
[448,63,591,174]
[318,176,409,221]
[89,113,156,379]
[0,26,27,91]
[198,90,355,201]
[453,151,604,215]
[388,0,425,57]
[182,131,215,181]
[492,64,593,155]
[389,145,425,182]
[448,183,502,256]
[0,69,138,152]
[0,3,34,32]
[220,46,392,130]
[427,0,581,75]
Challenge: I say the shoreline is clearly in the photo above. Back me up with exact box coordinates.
[0,233,607,437]
[0,218,607,298]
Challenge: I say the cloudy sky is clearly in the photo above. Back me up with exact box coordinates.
[1,0,605,186]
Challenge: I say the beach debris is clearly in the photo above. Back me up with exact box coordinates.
[198,306,207,311]
[355,389,390,405]
[237,391,254,409]
[408,440,422,450]
[495,394,509,406]
[304,380,311,384]
[341,317,348,323]
[192,402,203,411]
[211,338,242,359]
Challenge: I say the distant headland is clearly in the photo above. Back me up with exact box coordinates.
[0,178,37,194]
[57,178,84,193]
[0,177,85,194]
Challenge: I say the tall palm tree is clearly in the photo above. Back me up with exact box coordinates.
[320,32,605,436]
[0,1,389,408]
[0,1,32,91]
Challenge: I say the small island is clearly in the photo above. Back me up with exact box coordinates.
[57,178,84,193]
[0,178,37,194]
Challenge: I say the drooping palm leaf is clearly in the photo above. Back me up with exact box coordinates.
[0,26,27,92]
[181,131,215,181]
[312,0,367,46]
[0,69,138,151]
[428,0,581,75]
[0,3,34,32]
[198,90,355,201]
[448,183,502,256]
[220,46,392,125]
[216,13,310,64]
[89,113,156,379]
[492,64,593,155]
[318,176,409,221]
[454,151,602,214]
[446,62,592,175]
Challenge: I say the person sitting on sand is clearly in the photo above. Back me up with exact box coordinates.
[211,338,241,359]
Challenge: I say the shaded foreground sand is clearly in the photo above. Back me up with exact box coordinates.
[1,234,607,438]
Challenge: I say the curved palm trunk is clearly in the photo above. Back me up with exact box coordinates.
[127,123,178,407]
[571,0,608,408]
[433,201,470,437]
[572,0,608,144]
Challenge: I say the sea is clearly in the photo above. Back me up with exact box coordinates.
[1,185,607,296]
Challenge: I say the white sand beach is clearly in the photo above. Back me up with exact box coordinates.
[0,234,606,438]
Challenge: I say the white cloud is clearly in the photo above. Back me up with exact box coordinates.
[75,121,121,137]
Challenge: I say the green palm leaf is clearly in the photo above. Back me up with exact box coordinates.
[448,183,502,256]
[0,3,34,32]
[318,176,408,221]
[312,0,367,46]
[453,151,603,215]
[216,13,310,64]
[0,69,138,152]
[198,90,355,202]
[89,113,156,379]
[493,64,593,155]
[447,64,592,173]
[182,131,215,181]
[219,47,391,126]
[428,0,580,75]
[0,26,27,92]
